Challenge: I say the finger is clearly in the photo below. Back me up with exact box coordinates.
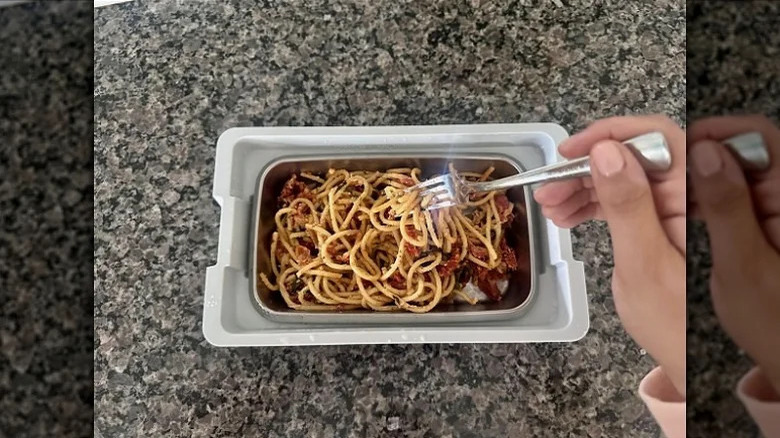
[688,114,778,150]
[688,115,780,181]
[533,179,583,206]
[582,177,594,189]
[689,115,780,248]
[540,189,593,222]
[763,217,780,250]
[689,140,773,265]
[588,140,677,268]
[748,167,780,250]
[559,115,686,181]
[664,216,686,256]
[551,202,603,229]
[753,178,780,218]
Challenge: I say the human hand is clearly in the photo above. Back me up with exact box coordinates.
[535,115,687,396]
[688,115,780,394]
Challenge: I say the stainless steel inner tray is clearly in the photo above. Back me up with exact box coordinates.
[250,154,537,324]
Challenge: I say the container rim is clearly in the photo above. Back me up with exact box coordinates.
[249,152,538,324]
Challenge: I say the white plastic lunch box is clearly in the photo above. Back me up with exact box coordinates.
[203,124,588,346]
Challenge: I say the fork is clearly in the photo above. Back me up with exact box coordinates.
[412,131,770,210]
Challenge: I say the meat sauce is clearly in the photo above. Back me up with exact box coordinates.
[279,175,314,206]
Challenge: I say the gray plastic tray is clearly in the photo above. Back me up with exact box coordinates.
[203,124,588,346]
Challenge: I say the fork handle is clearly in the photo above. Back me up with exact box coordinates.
[470,132,672,192]
[470,130,770,193]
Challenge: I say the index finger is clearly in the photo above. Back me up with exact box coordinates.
[688,115,779,180]
[690,115,780,250]
[560,115,686,181]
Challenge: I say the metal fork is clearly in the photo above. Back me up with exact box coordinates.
[412,131,770,210]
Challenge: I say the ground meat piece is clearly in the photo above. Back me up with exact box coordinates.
[404,242,421,257]
[403,226,422,257]
[299,238,316,252]
[388,271,405,289]
[294,245,312,265]
[290,197,310,223]
[477,278,502,301]
[500,240,518,271]
[470,262,504,301]
[275,242,286,258]
[290,211,308,228]
[469,244,489,261]
[436,246,461,277]
[293,201,310,215]
[325,245,348,262]
[470,263,484,281]
[495,194,514,224]
[279,175,314,206]
[397,176,414,187]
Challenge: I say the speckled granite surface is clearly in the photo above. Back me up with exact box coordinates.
[94,1,684,437]
[0,2,93,437]
[687,3,780,438]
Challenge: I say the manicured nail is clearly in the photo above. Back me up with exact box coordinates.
[591,141,625,177]
[533,188,545,203]
[691,141,723,177]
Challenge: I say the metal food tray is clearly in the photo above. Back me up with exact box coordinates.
[203,124,588,346]
[251,155,536,324]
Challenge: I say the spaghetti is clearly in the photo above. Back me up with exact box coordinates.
[259,164,520,313]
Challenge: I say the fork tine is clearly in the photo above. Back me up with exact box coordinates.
[422,195,455,208]
[408,174,449,191]
[428,200,456,210]
[421,192,451,207]
[408,173,463,211]
[419,184,452,198]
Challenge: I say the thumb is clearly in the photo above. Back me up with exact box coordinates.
[689,140,772,269]
[589,140,674,267]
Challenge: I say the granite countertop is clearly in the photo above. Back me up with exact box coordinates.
[94,1,684,437]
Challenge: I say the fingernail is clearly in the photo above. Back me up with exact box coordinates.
[532,188,545,203]
[559,131,587,150]
[591,141,625,177]
[691,141,723,177]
